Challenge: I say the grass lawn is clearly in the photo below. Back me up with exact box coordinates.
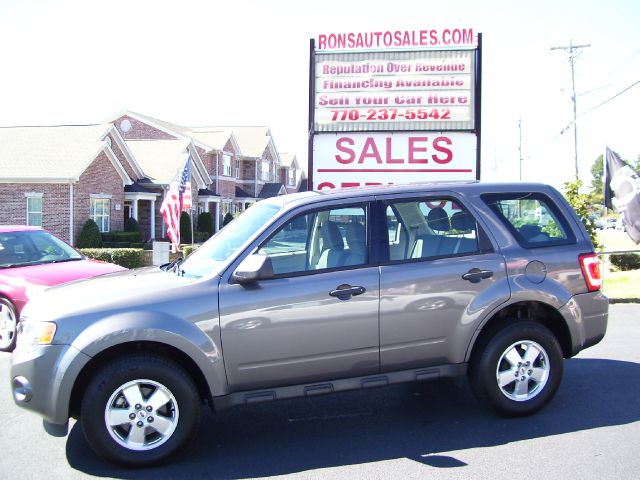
[602,269,640,299]
[596,230,640,299]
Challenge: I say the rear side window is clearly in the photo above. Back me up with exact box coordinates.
[384,198,483,261]
[482,193,575,248]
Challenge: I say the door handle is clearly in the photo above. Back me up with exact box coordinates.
[462,268,493,283]
[329,284,366,300]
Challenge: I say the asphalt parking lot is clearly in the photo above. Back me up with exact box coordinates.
[1,303,638,480]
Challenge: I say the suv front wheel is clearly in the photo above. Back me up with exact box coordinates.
[80,353,201,467]
[469,321,564,416]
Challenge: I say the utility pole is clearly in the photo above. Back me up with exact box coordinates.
[518,118,523,181]
[550,41,590,180]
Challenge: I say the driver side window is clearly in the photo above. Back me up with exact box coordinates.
[260,205,368,275]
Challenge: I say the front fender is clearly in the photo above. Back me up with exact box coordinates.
[71,311,227,397]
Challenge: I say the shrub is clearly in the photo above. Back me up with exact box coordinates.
[609,253,640,271]
[110,248,145,269]
[78,219,102,248]
[197,212,214,237]
[80,248,145,269]
[101,231,141,243]
[79,248,112,262]
[181,245,200,257]
[124,216,141,233]
[180,212,192,244]
[223,212,234,226]
[194,231,210,243]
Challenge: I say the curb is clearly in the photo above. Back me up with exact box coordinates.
[609,298,640,304]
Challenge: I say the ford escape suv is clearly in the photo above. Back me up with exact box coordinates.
[11,182,608,467]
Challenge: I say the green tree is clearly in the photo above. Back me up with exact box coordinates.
[222,212,234,226]
[180,211,192,244]
[563,179,600,250]
[589,154,604,206]
[124,216,140,233]
[78,219,102,248]
[196,212,214,237]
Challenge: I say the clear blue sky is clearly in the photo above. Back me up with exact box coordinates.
[1,0,638,189]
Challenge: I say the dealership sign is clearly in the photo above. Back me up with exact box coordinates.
[313,132,477,190]
[309,29,482,190]
[314,49,476,133]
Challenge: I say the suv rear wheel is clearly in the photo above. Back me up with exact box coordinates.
[80,354,201,467]
[469,321,563,416]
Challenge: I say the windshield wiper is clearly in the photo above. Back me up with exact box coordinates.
[161,257,183,273]
[48,258,82,263]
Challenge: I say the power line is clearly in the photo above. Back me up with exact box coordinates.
[579,80,640,117]
[559,80,640,133]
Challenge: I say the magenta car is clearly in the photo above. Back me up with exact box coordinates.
[0,226,125,351]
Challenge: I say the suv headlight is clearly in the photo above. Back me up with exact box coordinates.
[18,318,57,348]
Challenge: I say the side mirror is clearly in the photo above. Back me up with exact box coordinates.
[233,254,274,284]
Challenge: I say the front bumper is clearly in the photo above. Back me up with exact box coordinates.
[11,343,91,428]
[560,290,609,356]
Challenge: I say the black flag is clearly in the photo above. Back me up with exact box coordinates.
[605,147,640,244]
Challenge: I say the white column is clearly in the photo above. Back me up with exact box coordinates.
[150,199,156,240]
[132,199,139,220]
[215,201,220,232]
[69,182,74,246]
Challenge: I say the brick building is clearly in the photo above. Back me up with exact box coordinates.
[0,124,145,244]
[107,111,302,232]
[0,111,302,245]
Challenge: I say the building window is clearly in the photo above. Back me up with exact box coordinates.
[223,154,232,176]
[26,193,43,226]
[91,198,111,232]
[288,168,296,186]
[262,160,270,181]
[236,165,240,179]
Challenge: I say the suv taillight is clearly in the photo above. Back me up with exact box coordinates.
[579,253,602,292]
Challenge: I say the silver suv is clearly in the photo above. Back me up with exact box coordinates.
[11,182,608,467]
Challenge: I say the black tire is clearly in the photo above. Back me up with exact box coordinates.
[80,353,201,467]
[0,297,18,352]
[469,321,563,417]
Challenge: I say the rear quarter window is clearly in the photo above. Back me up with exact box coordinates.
[481,192,576,248]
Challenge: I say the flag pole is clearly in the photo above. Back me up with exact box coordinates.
[602,146,608,288]
[190,208,194,249]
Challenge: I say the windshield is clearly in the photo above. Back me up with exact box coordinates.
[0,230,83,268]
[180,202,281,277]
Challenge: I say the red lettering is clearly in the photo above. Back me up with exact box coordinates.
[358,137,383,164]
[408,137,429,163]
[335,137,355,164]
[386,137,403,163]
[432,136,453,164]
[341,182,360,188]
[317,182,335,190]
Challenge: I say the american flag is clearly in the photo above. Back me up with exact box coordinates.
[160,157,192,252]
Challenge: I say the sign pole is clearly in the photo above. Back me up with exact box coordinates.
[308,38,316,191]
[475,32,482,180]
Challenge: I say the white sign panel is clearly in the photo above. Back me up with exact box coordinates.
[313,132,477,190]
[314,49,476,132]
